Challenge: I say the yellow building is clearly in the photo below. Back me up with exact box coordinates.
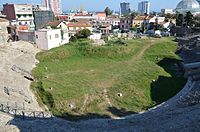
[132,16,146,27]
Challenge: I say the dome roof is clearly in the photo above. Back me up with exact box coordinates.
[176,0,200,9]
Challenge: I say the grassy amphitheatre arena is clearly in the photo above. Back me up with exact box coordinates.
[31,37,186,120]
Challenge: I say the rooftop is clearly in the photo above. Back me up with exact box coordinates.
[66,22,91,27]
[47,21,62,27]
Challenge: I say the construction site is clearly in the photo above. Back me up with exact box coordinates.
[1,17,200,131]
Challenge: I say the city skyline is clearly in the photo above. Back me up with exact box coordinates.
[0,0,181,12]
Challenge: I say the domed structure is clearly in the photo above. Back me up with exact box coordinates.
[176,0,200,9]
[176,0,200,15]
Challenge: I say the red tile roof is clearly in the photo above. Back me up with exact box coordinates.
[66,22,91,27]
[47,21,62,27]
[57,15,68,20]
[74,14,93,17]
[96,12,106,14]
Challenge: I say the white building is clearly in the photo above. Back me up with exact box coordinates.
[148,16,165,24]
[89,33,102,40]
[108,17,120,27]
[35,29,62,50]
[161,9,174,15]
[138,1,150,15]
[47,21,69,44]
[66,22,92,37]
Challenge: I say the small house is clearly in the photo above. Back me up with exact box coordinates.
[35,29,62,50]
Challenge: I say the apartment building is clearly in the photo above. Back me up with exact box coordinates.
[2,3,35,30]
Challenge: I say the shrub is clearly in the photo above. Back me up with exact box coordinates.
[69,36,78,42]
[36,81,55,109]
[75,29,91,38]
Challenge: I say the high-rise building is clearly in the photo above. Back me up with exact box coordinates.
[138,1,150,15]
[44,0,62,15]
[120,2,131,16]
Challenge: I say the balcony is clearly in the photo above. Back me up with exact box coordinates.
[16,16,34,21]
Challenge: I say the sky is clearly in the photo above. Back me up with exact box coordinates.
[0,0,181,12]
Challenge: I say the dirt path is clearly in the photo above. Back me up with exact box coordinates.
[130,39,156,63]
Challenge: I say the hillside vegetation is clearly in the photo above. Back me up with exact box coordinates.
[31,38,186,120]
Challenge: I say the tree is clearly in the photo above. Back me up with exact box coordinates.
[131,12,138,19]
[75,29,91,38]
[194,13,200,27]
[184,11,194,27]
[151,11,157,16]
[164,13,175,22]
[69,36,77,42]
[104,7,113,16]
[176,13,184,26]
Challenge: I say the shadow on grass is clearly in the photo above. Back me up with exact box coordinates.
[150,58,186,104]
[55,112,110,121]
[54,107,136,121]
[7,107,137,131]
[156,58,184,77]
[107,107,137,117]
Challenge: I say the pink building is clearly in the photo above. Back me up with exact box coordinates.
[96,12,106,20]
[44,0,62,15]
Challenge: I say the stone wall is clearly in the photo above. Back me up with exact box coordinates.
[0,33,6,45]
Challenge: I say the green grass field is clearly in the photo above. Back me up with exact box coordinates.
[31,37,186,120]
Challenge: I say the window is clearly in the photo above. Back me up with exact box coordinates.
[49,35,51,40]
[19,22,22,25]
[36,35,38,39]
[55,34,59,38]
[22,8,25,10]
[28,8,31,10]
[25,22,27,25]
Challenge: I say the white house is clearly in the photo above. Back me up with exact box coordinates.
[149,16,165,24]
[35,29,62,50]
[66,22,92,37]
[47,21,69,44]
[89,32,102,40]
